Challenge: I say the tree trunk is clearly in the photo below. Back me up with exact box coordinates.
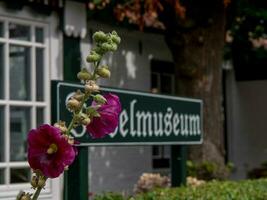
[163,1,226,166]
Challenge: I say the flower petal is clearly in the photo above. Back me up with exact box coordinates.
[86,93,121,139]
[27,124,77,178]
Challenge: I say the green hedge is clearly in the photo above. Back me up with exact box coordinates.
[94,179,267,200]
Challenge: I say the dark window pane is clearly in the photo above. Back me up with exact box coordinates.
[0,106,4,162]
[151,73,159,87]
[0,44,4,99]
[36,107,44,127]
[36,48,44,101]
[161,74,173,94]
[151,60,175,95]
[150,60,175,74]
[10,168,30,183]
[10,107,31,161]
[9,23,30,41]
[9,46,31,100]
[0,169,5,184]
[0,22,4,37]
[152,158,170,169]
[35,27,44,43]
[151,73,160,93]
[152,146,160,157]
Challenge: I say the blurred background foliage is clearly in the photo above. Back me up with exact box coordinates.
[225,0,267,80]
[186,160,234,181]
[94,179,267,200]
[88,0,267,79]
[247,161,267,179]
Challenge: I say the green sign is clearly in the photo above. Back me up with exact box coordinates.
[52,81,203,146]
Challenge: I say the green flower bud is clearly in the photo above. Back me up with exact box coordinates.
[86,107,100,118]
[93,31,108,43]
[16,191,25,200]
[85,80,100,93]
[74,112,90,125]
[72,90,84,101]
[101,42,113,52]
[111,34,121,45]
[111,30,118,36]
[81,117,91,126]
[110,43,118,51]
[86,51,101,63]
[33,169,43,176]
[93,94,107,104]
[96,67,111,78]
[73,113,83,125]
[17,192,31,200]
[94,46,106,55]
[67,98,80,111]
[31,176,38,188]
[37,176,46,188]
[77,68,92,81]
[54,121,68,134]
[20,194,31,200]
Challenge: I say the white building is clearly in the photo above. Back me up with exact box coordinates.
[0,1,173,199]
[0,0,267,199]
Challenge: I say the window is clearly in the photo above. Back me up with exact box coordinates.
[151,60,175,95]
[0,16,50,196]
[151,59,175,174]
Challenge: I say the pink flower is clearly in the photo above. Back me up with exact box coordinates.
[86,93,121,138]
[27,124,76,178]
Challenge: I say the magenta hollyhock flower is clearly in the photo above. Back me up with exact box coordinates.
[86,93,121,138]
[27,124,76,178]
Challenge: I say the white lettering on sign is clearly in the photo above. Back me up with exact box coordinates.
[121,99,201,138]
[71,125,86,137]
[173,114,180,136]
[164,107,173,136]
[154,112,163,136]
[130,99,137,137]
[65,95,201,139]
[136,111,152,137]
[120,110,129,137]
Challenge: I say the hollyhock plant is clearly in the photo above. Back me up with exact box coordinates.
[86,93,121,138]
[17,31,121,200]
[27,124,76,178]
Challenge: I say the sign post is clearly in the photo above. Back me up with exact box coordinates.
[63,147,88,200]
[51,81,203,199]
[171,145,187,186]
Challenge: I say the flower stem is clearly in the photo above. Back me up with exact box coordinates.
[32,186,42,200]
[92,61,100,80]
[66,61,100,136]
[65,96,87,136]
[65,118,75,136]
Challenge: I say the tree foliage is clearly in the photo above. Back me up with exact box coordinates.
[225,0,267,80]
[88,0,230,30]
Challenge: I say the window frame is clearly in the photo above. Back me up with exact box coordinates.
[150,59,175,172]
[0,15,52,198]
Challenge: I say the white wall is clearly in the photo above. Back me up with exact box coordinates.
[81,21,173,195]
[226,70,267,179]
